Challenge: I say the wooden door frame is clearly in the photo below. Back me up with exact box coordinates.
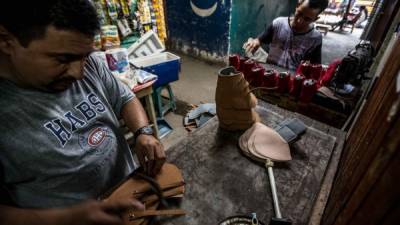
[320,30,400,225]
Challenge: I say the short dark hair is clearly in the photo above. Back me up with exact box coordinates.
[299,0,329,13]
[0,0,100,47]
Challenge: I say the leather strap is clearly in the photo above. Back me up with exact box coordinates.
[142,185,184,205]
[129,209,187,220]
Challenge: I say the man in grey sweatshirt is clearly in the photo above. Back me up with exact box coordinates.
[0,1,165,224]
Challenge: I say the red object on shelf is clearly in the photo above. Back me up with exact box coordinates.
[229,54,241,71]
[320,59,341,87]
[299,79,317,103]
[262,69,278,88]
[290,74,305,97]
[296,61,312,78]
[243,59,256,80]
[249,66,265,87]
[239,57,248,73]
[310,64,323,80]
[277,72,290,93]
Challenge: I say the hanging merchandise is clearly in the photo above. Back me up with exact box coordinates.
[118,0,130,17]
[117,18,133,38]
[101,25,121,50]
[92,0,108,25]
[151,0,167,41]
[129,0,138,15]
[129,0,139,30]
[137,0,153,34]
[105,0,119,22]
[149,2,158,34]
[94,0,168,50]
[93,34,102,50]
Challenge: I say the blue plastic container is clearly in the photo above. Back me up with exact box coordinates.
[131,52,180,89]
[127,31,181,89]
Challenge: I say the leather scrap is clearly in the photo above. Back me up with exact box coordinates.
[102,163,186,225]
[238,120,307,162]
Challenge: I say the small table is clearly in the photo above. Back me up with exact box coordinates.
[133,80,159,139]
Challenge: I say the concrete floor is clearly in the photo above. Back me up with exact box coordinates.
[322,27,363,64]
[160,28,363,150]
[160,55,221,149]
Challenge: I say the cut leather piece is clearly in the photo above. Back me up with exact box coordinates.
[123,200,159,225]
[238,122,292,162]
[239,123,267,162]
[240,122,262,149]
[129,209,186,219]
[239,130,265,162]
[252,132,291,162]
[249,125,291,162]
[104,163,184,201]
[102,163,186,225]
[142,185,185,205]
[247,134,269,160]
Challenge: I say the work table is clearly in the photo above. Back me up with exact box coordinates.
[154,101,345,225]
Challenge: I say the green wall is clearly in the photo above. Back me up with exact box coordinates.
[229,0,297,54]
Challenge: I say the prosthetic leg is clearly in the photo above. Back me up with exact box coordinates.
[265,159,291,225]
[239,119,306,225]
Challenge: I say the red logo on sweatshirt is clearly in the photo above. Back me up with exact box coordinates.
[87,127,106,146]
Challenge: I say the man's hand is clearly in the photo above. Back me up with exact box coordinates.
[120,98,166,176]
[0,198,144,225]
[135,134,165,176]
[63,199,144,225]
[243,38,261,54]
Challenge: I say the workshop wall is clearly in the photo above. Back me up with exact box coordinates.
[229,0,297,54]
[165,0,232,62]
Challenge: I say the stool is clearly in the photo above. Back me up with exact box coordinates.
[152,84,177,117]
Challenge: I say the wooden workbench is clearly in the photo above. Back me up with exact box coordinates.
[153,101,345,225]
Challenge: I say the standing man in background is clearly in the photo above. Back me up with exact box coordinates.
[244,0,329,70]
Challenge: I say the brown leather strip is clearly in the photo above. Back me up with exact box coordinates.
[132,181,185,197]
[129,209,187,220]
[142,185,185,205]
[104,163,184,201]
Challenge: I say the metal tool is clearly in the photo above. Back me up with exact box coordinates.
[265,159,292,225]
[251,212,259,225]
